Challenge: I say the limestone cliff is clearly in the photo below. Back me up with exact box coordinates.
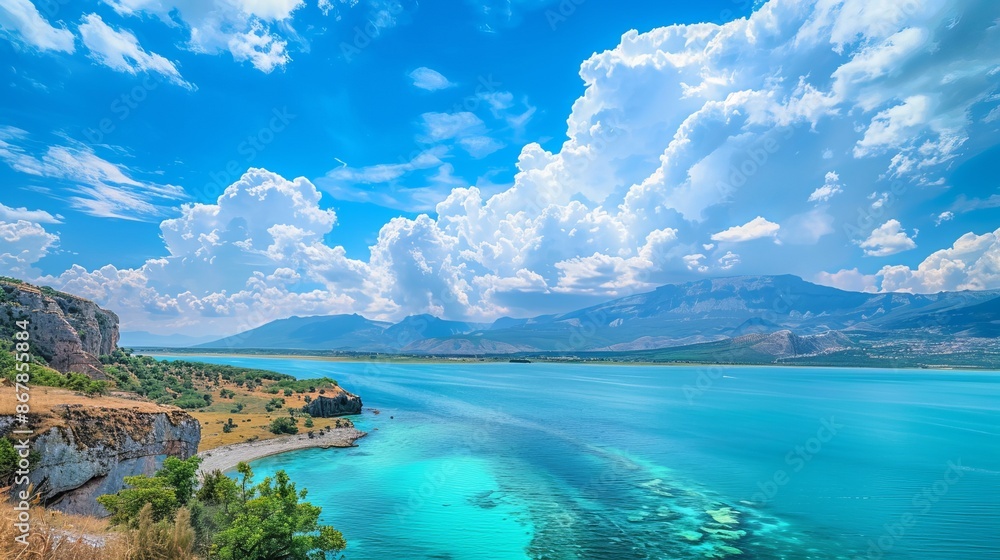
[1,279,200,517]
[304,389,363,417]
[0,390,200,516]
[0,280,119,378]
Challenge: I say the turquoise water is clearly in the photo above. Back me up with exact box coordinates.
[172,357,1000,559]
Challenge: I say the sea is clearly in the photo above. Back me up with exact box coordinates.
[168,357,1000,559]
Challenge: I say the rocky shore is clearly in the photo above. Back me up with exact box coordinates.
[196,426,366,473]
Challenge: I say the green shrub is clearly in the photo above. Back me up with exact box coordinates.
[269,417,298,435]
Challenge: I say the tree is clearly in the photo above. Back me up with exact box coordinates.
[269,417,298,435]
[97,475,178,526]
[97,456,201,525]
[211,463,347,560]
[160,456,202,505]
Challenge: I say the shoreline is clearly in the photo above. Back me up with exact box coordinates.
[197,426,367,473]
[144,351,999,372]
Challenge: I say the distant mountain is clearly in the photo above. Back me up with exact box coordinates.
[197,314,391,350]
[120,331,221,348]
[412,275,996,353]
[886,295,1000,337]
[196,276,1000,361]
[385,314,483,348]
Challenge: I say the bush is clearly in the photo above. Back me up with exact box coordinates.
[269,417,298,435]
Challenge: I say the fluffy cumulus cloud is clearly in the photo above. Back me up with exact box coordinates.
[0,0,75,52]
[28,0,1000,333]
[859,219,917,257]
[0,210,59,278]
[78,14,194,89]
[104,0,306,72]
[44,169,378,333]
[0,127,186,220]
[878,228,1000,292]
[814,267,878,292]
[711,216,781,243]
[822,228,1000,293]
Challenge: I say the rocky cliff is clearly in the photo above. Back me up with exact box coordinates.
[0,391,201,516]
[1,279,201,517]
[0,280,119,378]
[304,389,363,417]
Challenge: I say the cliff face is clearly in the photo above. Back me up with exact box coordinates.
[304,390,363,417]
[0,396,201,516]
[0,281,119,378]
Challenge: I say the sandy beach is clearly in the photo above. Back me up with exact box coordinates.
[197,427,367,473]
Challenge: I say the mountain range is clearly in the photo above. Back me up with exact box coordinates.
[164,275,999,367]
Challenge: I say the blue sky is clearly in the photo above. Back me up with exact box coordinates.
[1,0,999,336]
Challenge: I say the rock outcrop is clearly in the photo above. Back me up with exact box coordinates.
[0,280,119,378]
[1,398,200,516]
[304,390,363,417]
[1,279,200,516]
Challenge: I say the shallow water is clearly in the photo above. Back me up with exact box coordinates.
[173,357,1000,559]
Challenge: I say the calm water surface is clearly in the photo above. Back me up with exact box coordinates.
[172,357,1000,560]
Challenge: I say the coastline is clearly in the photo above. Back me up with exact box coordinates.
[143,351,999,372]
[197,426,367,473]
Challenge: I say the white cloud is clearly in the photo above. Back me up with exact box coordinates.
[815,268,878,293]
[718,251,740,270]
[807,171,843,203]
[683,253,708,273]
[859,219,917,257]
[869,191,890,210]
[79,14,194,89]
[935,211,954,225]
[878,228,1000,292]
[0,218,59,278]
[44,169,375,333]
[711,216,780,243]
[408,67,455,91]
[0,129,187,220]
[104,0,305,72]
[0,202,62,224]
[0,0,74,52]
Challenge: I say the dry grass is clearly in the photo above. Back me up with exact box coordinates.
[0,500,131,560]
[189,379,347,452]
[0,385,183,436]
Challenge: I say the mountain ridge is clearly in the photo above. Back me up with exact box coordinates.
[187,275,999,366]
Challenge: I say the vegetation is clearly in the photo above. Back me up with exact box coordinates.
[269,417,299,435]
[97,458,345,559]
[99,349,312,409]
[0,339,109,395]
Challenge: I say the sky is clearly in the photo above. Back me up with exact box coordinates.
[0,0,999,337]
